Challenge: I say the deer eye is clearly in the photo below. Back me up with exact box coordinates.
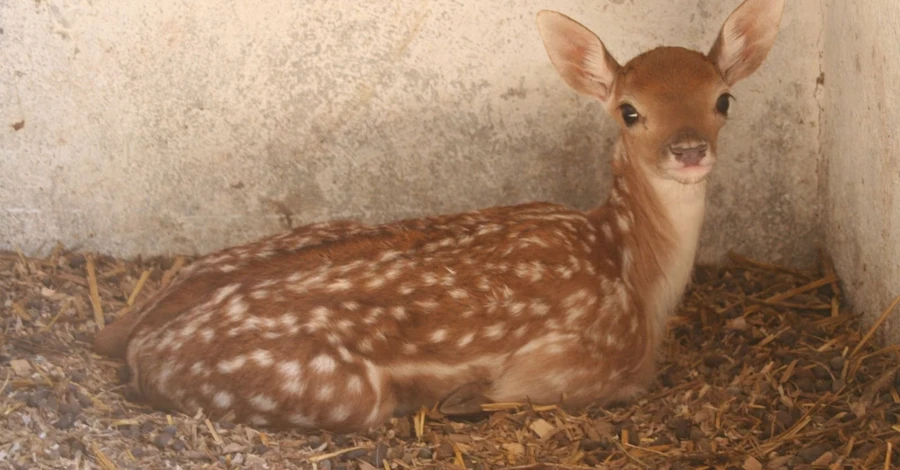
[716,93,733,115]
[620,104,639,126]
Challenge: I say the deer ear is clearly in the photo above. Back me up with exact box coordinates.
[708,0,786,86]
[536,10,621,103]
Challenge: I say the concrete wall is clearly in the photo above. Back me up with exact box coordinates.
[822,1,900,342]
[1,0,823,267]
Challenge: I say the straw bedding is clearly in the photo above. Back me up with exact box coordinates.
[1,245,899,469]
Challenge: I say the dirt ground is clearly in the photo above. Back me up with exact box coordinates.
[1,246,899,469]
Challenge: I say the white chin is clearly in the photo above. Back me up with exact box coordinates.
[668,165,713,184]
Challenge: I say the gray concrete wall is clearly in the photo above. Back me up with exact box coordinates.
[1,0,823,268]
[822,0,900,343]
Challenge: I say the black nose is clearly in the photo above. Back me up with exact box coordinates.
[670,143,708,166]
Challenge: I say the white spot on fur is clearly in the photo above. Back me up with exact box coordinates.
[264,331,284,340]
[363,360,384,425]
[278,313,298,328]
[367,277,386,289]
[213,284,241,304]
[310,354,337,374]
[601,224,614,240]
[616,211,631,232]
[250,394,278,412]
[251,349,274,367]
[605,333,619,348]
[213,391,233,408]
[566,305,588,323]
[190,362,207,376]
[615,281,629,310]
[507,301,526,316]
[178,323,198,340]
[440,273,455,286]
[157,363,174,391]
[529,300,551,316]
[564,288,591,308]
[157,331,176,350]
[484,322,506,339]
[337,346,354,363]
[384,265,402,280]
[390,306,407,320]
[379,250,402,262]
[326,278,352,292]
[250,289,269,300]
[254,279,279,289]
[289,414,313,427]
[415,299,440,312]
[364,307,384,325]
[226,296,249,320]
[336,319,354,332]
[249,415,269,426]
[449,288,469,300]
[330,405,350,423]
[279,361,305,395]
[306,306,331,331]
[217,355,247,374]
[336,260,365,274]
[315,384,334,401]
[430,329,448,343]
[553,265,574,279]
[347,375,364,395]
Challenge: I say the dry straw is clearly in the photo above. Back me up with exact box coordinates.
[1,246,899,468]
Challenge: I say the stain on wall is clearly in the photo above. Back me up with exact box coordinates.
[1,0,823,268]
[822,0,900,343]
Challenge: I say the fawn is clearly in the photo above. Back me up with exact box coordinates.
[94,0,785,433]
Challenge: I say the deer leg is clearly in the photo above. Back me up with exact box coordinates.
[93,309,141,359]
[438,381,492,416]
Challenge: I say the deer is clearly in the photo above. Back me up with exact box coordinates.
[93,0,785,434]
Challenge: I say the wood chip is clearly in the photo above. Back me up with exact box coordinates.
[9,359,33,377]
[742,455,763,470]
[529,419,555,439]
[221,443,247,454]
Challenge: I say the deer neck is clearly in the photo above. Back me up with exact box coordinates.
[603,139,708,343]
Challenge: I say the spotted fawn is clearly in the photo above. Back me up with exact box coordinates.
[94,0,786,433]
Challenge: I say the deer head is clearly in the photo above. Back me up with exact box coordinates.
[536,0,786,185]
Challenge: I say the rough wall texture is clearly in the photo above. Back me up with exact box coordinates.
[822,1,900,343]
[1,0,822,267]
